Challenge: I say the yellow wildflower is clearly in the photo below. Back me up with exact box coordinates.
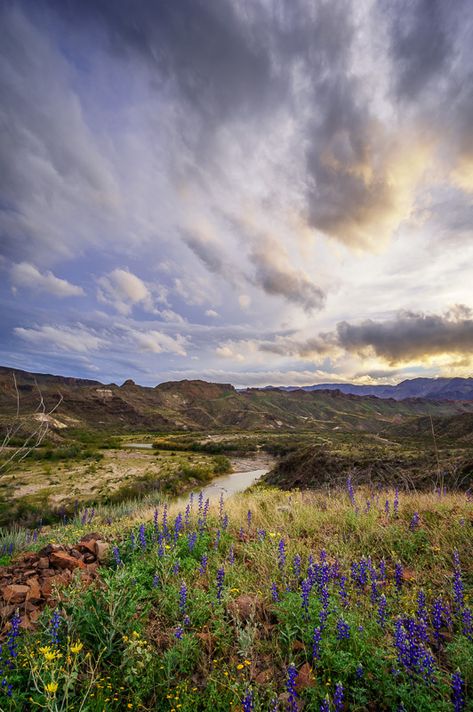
[45,682,58,694]
[70,642,83,654]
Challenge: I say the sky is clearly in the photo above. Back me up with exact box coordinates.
[0,0,472,388]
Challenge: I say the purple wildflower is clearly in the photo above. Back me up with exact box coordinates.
[378,594,388,628]
[216,566,225,602]
[188,532,197,551]
[271,582,279,602]
[247,509,252,528]
[452,671,464,712]
[49,610,61,645]
[409,512,419,531]
[384,499,390,516]
[312,626,322,660]
[293,554,301,579]
[242,689,253,712]
[179,582,187,615]
[347,475,355,506]
[152,574,160,588]
[334,682,344,712]
[393,488,399,516]
[336,618,350,640]
[174,626,183,640]
[301,578,311,616]
[112,546,122,567]
[199,554,208,575]
[320,699,330,712]
[286,663,298,712]
[338,576,349,608]
[356,663,364,679]
[228,546,235,565]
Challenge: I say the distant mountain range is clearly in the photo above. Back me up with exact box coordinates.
[1,366,473,437]
[264,377,473,401]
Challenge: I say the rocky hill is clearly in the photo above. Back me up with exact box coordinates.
[267,376,473,401]
[2,366,473,436]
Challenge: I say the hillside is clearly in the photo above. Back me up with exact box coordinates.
[2,366,473,437]
[267,376,473,401]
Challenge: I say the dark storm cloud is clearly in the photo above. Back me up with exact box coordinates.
[385,0,452,100]
[336,307,473,364]
[47,0,280,127]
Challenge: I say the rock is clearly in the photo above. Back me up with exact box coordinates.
[95,541,110,562]
[37,557,50,570]
[77,539,97,557]
[26,577,42,603]
[295,662,315,692]
[50,551,86,570]
[40,578,54,598]
[227,594,263,622]
[2,583,29,604]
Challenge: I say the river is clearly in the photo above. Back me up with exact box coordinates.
[124,442,272,502]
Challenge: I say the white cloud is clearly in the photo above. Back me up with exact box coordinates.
[10,262,84,297]
[238,295,251,309]
[205,309,219,318]
[97,269,166,315]
[132,329,188,356]
[14,324,103,352]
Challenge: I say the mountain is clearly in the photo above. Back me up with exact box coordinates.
[264,377,473,401]
[2,366,473,435]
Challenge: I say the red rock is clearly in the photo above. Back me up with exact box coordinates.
[2,584,29,604]
[37,557,49,570]
[77,539,97,556]
[26,577,42,603]
[50,551,86,570]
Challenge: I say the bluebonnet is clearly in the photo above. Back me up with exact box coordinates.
[338,576,349,608]
[50,610,61,645]
[222,513,229,530]
[271,582,279,602]
[320,699,330,712]
[216,567,225,602]
[199,554,208,575]
[334,682,344,712]
[242,689,253,712]
[461,607,472,639]
[154,507,159,536]
[378,594,388,628]
[152,574,160,588]
[453,551,465,612]
[312,626,322,660]
[247,509,252,528]
[384,499,390,516]
[409,512,419,531]
[393,488,399,516]
[173,561,180,575]
[112,546,122,567]
[174,626,183,640]
[452,671,464,712]
[301,578,311,615]
[174,513,183,541]
[179,582,187,615]
[228,546,235,565]
[336,618,350,640]
[184,503,190,529]
[293,554,301,579]
[356,663,364,679]
[188,532,197,551]
[286,663,298,712]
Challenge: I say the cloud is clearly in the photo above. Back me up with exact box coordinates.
[249,242,325,312]
[131,330,188,356]
[97,269,165,315]
[10,262,84,297]
[205,309,219,318]
[14,324,103,352]
[335,307,473,364]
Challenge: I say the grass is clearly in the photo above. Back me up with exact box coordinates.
[1,481,472,710]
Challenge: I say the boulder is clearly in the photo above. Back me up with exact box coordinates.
[3,583,29,604]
